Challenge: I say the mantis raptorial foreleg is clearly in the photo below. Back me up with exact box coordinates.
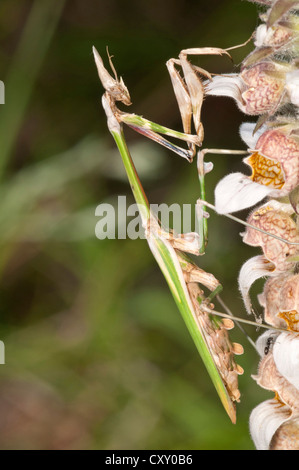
[165,47,232,152]
[122,47,232,160]
[119,113,199,161]
[93,45,238,164]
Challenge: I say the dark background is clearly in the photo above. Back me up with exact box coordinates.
[0,0,271,449]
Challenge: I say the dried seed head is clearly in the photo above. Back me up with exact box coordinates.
[243,202,299,271]
[270,416,299,449]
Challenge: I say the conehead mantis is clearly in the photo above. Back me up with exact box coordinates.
[92,43,299,423]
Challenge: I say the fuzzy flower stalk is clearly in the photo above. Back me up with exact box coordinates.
[207,0,299,449]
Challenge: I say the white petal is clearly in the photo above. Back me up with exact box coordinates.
[255,330,279,357]
[250,399,290,450]
[239,122,268,149]
[214,172,273,214]
[238,255,275,315]
[205,74,244,102]
[254,24,269,47]
[286,70,299,106]
[273,332,299,390]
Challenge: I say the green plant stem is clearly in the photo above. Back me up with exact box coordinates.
[197,152,208,254]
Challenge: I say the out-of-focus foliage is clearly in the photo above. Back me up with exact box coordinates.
[0,0,272,449]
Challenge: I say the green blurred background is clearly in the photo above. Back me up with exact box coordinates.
[0,0,273,450]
